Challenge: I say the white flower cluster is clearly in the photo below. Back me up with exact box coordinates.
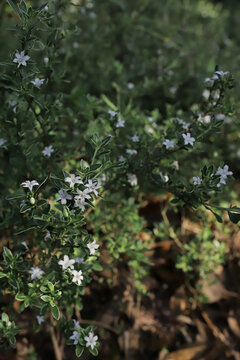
[70,328,98,350]
[205,70,229,87]
[215,165,233,187]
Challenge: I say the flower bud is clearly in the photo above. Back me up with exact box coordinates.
[30,197,35,205]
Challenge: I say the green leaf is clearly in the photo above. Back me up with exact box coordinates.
[2,313,9,323]
[3,247,13,263]
[51,304,60,320]
[6,0,22,19]
[41,295,52,302]
[9,334,16,346]
[101,94,117,111]
[92,263,103,271]
[75,344,84,357]
[18,0,27,14]
[228,211,240,224]
[15,293,25,301]
[48,282,54,292]
[0,272,7,278]
[89,346,99,356]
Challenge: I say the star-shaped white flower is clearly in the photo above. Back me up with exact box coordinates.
[163,139,175,149]
[116,116,125,128]
[75,188,91,202]
[42,145,54,157]
[84,332,98,350]
[56,189,72,205]
[85,179,101,196]
[119,155,125,162]
[58,255,75,270]
[74,198,87,211]
[13,51,30,68]
[193,176,202,185]
[36,315,45,325]
[128,174,138,186]
[108,109,117,117]
[70,331,79,345]
[65,174,83,188]
[21,180,39,191]
[182,133,195,146]
[87,240,99,255]
[128,82,134,89]
[29,267,44,280]
[126,149,137,155]
[44,231,51,241]
[0,139,7,147]
[74,257,85,264]
[131,134,139,142]
[31,78,45,88]
[73,319,81,330]
[72,270,84,286]
[215,165,233,187]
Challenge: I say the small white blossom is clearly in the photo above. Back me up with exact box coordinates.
[85,179,101,196]
[21,180,39,191]
[75,188,91,202]
[215,70,229,78]
[73,319,81,330]
[116,116,125,128]
[84,332,98,350]
[131,134,139,142]
[13,51,30,68]
[87,240,99,255]
[44,57,49,64]
[74,198,87,211]
[37,316,44,325]
[119,155,125,162]
[193,176,202,185]
[163,139,175,149]
[74,257,85,264]
[72,270,84,286]
[159,172,169,183]
[176,118,190,130]
[44,231,51,241]
[126,149,137,155]
[21,241,28,249]
[172,161,179,170]
[29,267,44,280]
[42,145,54,157]
[127,82,134,89]
[58,255,75,270]
[70,331,79,345]
[182,133,195,146]
[0,139,7,147]
[108,109,117,117]
[56,189,72,205]
[31,78,45,88]
[216,165,233,187]
[65,174,83,188]
[128,174,138,186]
[202,89,210,99]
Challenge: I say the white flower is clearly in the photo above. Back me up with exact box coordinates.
[176,118,190,130]
[216,165,233,187]
[172,161,179,170]
[163,139,175,149]
[159,172,169,183]
[148,116,154,123]
[0,139,7,147]
[58,255,75,270]
[128,174,138,186]
[202,89,210,99]
[214,70,229,78]
[193,176,202,185]
[74,257,85,264]
[44,57,49,64]
[65,174,83,188]
[31,78,45,88]
[70,331,79,345]
[29,267,44,280]
[116,116,125,128]
[131,134,139,142]
[21,180,39,191]
[37,315,44,325]
[75,188,91,202]
[182,133,195,146]
[84,332,98,350]
[85,179,101,196]
[44,5,48,11]
[204,77,214,87]
[74,198,87,211]
[72,270,84,286]
[108,109,117,117]
[21,241,28,249]
[203,115,211,124]
[119,155,125,162]
[56,189,72,205]
[126,149,137,155]
[42,145,54,157]
[44,231,51,241]
[127,82,134,89]
[73,319,81,330]
[13,51,30,68]
[87,240,99,255]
